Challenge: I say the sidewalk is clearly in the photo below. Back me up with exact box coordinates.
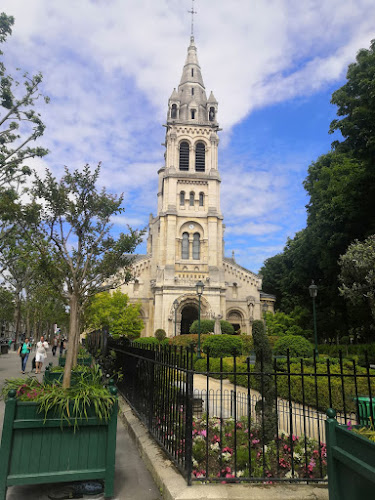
[0,350,162,500]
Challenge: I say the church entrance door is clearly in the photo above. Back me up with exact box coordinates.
[180,305,198,335]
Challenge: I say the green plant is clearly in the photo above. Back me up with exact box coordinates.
[240,334,253,355]
[169,334,210,349]
[2,365,116,429]
[274,335,313,358]
[154,329,166,341]
[202,334,242,357]
[252,320,275,443]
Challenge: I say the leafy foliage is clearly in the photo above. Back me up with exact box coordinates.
[25,164,143,387]
[85,290,143,340]
[260,39,375,339]
[339,234,375,321]
[273,335,312,358]
[202,334,242,357]
[154,328,166,341]
[0,13,49,245]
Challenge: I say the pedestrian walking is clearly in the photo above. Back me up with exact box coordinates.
[52,336,58,356]
[59,338,65,356]
[35,336,49,374]
[18,338,32,374]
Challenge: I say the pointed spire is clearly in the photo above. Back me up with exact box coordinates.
[179,36,205,88]
[208,91,218,104]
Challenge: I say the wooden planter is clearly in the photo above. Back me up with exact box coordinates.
[58,355,92,367]
[0,387,118,500]
[325,408,375,500]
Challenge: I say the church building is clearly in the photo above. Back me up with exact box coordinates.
[120,35,275,337]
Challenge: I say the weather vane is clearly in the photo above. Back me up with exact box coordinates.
[188,0,197,37]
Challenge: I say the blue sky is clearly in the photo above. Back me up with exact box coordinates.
[2,0,375,273]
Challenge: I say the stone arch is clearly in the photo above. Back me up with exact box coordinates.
[226,308,246,334]
[177,293,212,334]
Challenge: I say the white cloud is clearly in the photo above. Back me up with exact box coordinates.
[1,0,374,270]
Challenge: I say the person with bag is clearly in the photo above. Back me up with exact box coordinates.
[18,338,32,374]
[35,336,49,374]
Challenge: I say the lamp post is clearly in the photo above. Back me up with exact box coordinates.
[308,280,319,359]
[196,280,204,359]
[173,299,179,337]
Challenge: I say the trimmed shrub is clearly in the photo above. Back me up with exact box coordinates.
[190,319,235,335]
[251,320,275,443]
[202,334,242,358]
[194,357,231,378]
[240,334,253,355]
[274,335,313,358]
[169,334,210,349]
[154,328,166,341]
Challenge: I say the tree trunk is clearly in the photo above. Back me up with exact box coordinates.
[14,296,21,350]
[62,294,79,389]
[71,309,80,367]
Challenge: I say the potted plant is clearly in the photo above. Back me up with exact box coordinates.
[325,408,375,500]
[0,366,118,499]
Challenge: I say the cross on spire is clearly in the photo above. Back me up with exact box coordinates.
[188,0,197,38]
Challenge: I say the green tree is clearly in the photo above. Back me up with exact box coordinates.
[0,12,49,245]
[27,164,143,387]
[339,235,375,322]
[85,290,143,340]
[329,39,375,161]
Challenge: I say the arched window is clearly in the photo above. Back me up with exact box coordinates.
[179,141,189,170]
[209,107,215,121]
[182,232,189,259]
[171,104,177,119]
[195,142,205,172]
[191,109,196,119]
[191,68,194,77]
[199,192,204,206]
[191,88,194,95]
[189,192,194,206]
[193,233,200,260]
[180,191,185,206]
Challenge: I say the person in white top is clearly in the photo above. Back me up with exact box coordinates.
[35,336,49,374]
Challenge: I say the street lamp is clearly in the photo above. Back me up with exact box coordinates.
[196,280,204,359]
[308,280,319,359]
[173,299,179,337]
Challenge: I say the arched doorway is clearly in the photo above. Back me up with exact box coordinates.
[181,305,198,334]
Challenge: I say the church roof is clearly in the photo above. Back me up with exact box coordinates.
[223,256,260,279]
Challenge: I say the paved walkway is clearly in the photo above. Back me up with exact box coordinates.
[0,350,162,500]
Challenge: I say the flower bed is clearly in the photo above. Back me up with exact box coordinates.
[191,415,327,482]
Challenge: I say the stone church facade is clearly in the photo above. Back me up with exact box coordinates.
[120,36,275,337]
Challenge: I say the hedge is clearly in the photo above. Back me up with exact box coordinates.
[273,335,313,358]
[202,334,242,357]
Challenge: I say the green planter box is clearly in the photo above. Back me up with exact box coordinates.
[58,355,92,367]
[0,388,118,499]
[326,408,375,500]
[355,397,375,426]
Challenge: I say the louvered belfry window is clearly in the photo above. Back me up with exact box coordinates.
[179,141,189,171]
[195,142,205,172]
[180,191,185,205]
[182,232,189,259]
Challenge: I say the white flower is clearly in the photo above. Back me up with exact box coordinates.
[192,458,198,468]
[210,442,220,451]
[285,470,299,479]
[222,452,231,462]
[237,470,244,477]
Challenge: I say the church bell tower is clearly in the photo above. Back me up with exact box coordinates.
[147,35,226,334]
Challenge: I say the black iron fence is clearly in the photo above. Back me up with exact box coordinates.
[86,334,375,485]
